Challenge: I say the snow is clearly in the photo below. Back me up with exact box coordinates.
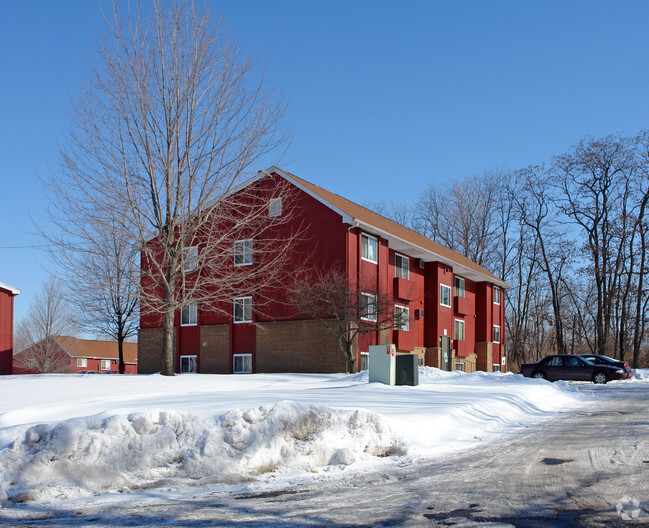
[0,368,604,506]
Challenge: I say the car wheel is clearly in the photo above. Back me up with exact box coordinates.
[531,371,546,379]
[592,371,608,384]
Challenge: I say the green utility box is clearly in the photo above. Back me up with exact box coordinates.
[368,344,396,385]
[396,354,419,386]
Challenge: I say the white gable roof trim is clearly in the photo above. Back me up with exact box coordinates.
[0,282,21,295]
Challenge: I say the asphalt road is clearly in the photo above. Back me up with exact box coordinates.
[2,382,648,527]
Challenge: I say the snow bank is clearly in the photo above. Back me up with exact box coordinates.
[0,401,402,504]
[0,368,597,505]
[632,368,649,380]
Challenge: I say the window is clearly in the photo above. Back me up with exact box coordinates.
[394,305,409,331]
[361,233,378,263]
[101,360,111,370]
[234,354,252,373]
[454,319,465,340]
[493,364,501,372]
[234,239,253,266]
[77,358,87,368]
[360,293,377,321]
[181,302,198,326]
[440,284,452,307]
[494,286,501,305]
[234,296,252,323]
[360,352,369,371]
[454,276,465,298]
[493,325,501,344]
[183,246,198,272]
[269,197,282,217]
[395,253,409,280]
[456,361,465,372]
[180,355,197,373]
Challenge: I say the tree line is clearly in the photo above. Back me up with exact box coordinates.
[373,132,649,369]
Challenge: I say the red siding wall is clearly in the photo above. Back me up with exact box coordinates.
[0,289,15,375]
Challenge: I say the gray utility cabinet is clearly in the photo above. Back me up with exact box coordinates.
[368,344,419,386]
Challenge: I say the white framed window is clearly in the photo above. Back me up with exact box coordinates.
[234,296,253,323]
[440,284,452,307]
[180,355,197,373]
[395,253,409,280]
[455,361,465,372]
[494,286,501,305]
[269,197,282,217]
[360,293,377,322]
[454,319,465,340]
[454,276,465,298]
[233,354,252,373]
[181,302,198,326]
[77,358,87,368]
[100,359,111,370]
[183,246,198,272]
[234,239,253,266]
[394,305,409,331]
[360,352,369,371]
[493,364,501,372]
[361,233,378,263]
[493,324,501,344]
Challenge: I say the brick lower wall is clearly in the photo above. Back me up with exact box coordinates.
[200,325,230,374]
[255,318,345,373]
[138,327,176,374]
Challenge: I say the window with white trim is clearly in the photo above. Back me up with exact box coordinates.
[181,302,198,326]
[360,352,369,371]
[394,305,409,331]
[395,253,409,280]
[454,319,465,340]
[233,354,252,373]
[494,286,501,305]
[101,359,111,370]
[361,234,378,263]
[234,296,252,323]
[234,239,253,266]
[77,358,87,368]
[454,276,465,298]
[183,246,198,272]
[440,284,452,307]
[493,324,501,344]
[455,361,465,372]
[493,364,501,372]
[269,198,282,217]
[180,355,197,373]
[360,293,377,322]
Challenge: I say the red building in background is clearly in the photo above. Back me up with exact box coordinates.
[0,282,21,375]
[138,168,508,374]
[12,336,138,374]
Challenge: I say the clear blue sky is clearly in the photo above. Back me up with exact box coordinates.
[2,0,649,325]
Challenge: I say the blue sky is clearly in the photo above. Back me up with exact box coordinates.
[2,0,649,324]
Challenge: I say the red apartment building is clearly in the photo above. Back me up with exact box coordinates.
[0,282,21,375]
[138,168,508,374]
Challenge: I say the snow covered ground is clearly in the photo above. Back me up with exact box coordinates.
[0,367,644,508]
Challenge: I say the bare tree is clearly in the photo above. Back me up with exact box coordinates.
[553,134,637,356]
[13,278,78,373]
[414,168,509,274]
[50,1,291,375]
[291,267,405,373]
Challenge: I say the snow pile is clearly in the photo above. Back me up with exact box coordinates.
[631,368,649,380]
[0,368,600,505]
[0,401,402,504]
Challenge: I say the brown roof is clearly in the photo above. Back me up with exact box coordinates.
[54,336,138,364]
[270,167,509,288]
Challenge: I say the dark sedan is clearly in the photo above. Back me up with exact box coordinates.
[579,354,633,379]
[519,354,628,384]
